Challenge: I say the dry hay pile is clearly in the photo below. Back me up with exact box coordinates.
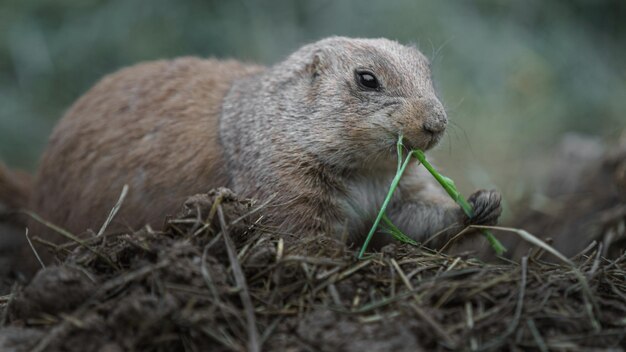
[0,188,624,351]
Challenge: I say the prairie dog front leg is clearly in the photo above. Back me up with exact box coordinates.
[386,166,502,247]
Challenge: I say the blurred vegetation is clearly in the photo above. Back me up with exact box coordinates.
[1,0,625,198]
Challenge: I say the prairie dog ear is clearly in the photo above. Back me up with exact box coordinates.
[304,50,327,79]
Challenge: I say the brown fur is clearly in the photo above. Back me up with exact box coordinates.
[0,163,31,222]
[29,58,262,248]
[0,163,31,278]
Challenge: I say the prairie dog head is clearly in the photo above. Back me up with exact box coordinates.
[274,37,447,170]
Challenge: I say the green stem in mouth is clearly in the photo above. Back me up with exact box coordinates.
[412,149,506,255]
[358,135,506,259]
[358,135,413,259]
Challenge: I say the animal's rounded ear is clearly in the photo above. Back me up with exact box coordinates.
[304,50,326,80]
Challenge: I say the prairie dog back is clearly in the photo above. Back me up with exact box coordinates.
[30,58,263,243]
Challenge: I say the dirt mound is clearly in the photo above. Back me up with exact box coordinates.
[1,188,625,351]
[503,134,626,259]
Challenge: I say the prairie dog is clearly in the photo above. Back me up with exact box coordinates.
[17,37,500,267]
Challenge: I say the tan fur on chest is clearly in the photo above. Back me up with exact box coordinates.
[336,164,435,240]
[338,173,392,234]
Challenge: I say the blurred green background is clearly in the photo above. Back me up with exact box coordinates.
[1,0,625,203]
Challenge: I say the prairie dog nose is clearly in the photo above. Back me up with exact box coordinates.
[422,99,448,134]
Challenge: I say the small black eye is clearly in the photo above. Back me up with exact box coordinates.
[355,70,380,90]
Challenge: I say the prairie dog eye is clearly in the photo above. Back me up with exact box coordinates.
[355,70,380,90]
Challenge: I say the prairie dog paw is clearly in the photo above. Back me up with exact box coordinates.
[465,189,502,226]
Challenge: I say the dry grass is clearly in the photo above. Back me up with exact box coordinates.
[1,188,625,351]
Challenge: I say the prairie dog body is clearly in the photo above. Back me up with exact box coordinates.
[17,37,500,267]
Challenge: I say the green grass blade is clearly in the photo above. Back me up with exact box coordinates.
[358,135,506,258]
[358,135,411,259]
[412,150,506,255]
[358,152,413,259]
[381,214,419,246]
